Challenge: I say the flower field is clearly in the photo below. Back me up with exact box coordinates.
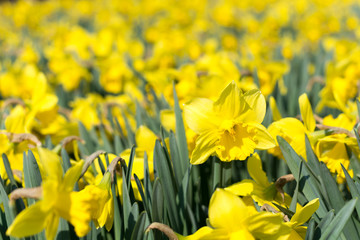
[1,0,360,239]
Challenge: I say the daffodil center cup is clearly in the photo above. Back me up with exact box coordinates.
[216,122,258,161]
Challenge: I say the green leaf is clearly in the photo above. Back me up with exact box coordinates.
[78,121,94,154]
[305,218,316,240]
[100,124,113,153]
[290,161,302,212]
[342,164,360,218]
[114,135,124,155]
[24,150,42,188]
[277,136,327,218]
[122,112,136,146]
[0,210,9,240]
[23,151,42,207]
[316,209,335,233]
[134,174,152,220]
[125,202,139,239]
[151,178,164,240]
[60,148,71,172]
[169,131,183,187]
[135,101,144,128]
[318,163,359,239]
[122,168,132,233]
[178,165,191,210]
[2,154,16,188]
[318,162,344,212]
[153,140,180,230]
[173,83,189,177]
[305,134,321,176]
[320,199,357,240]
[130,211,147,240]
[55,218,70,240]
[0,176,15,239]
[112,180,123,240]
[212,157,222,191]
[97,156,106,175]
[273,202,295,219]
[143,151,152,208]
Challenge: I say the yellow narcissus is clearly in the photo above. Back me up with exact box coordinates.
[322,113,356,131]
[315,134,355,183]
[184,81,275,164]
[268,117,307,159]
[267,93,316,159]
[177,189,291,240]
[225,153,294,209]
[285,198,319,239]
[6,155,92,239]
[78,171,114,231]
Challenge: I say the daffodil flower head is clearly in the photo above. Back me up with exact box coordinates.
[179,188,291,239]
[7,148,93,239]
[225,153,294,208]
[79,171,114,231]
[184,81,275,164]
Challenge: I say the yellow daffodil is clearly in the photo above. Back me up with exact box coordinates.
[225,153,294,208]
[78,171,114,231]
[184,81,275,164]
[268,93,320,159]
[299,93,316,133]
[285,198,319,239]
[268,117,308,159]
[7,150,92,239]
[178,188,291,239]
[315,134,355,183]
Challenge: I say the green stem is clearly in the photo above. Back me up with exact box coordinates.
[222,161,232,187]
[212,157,222,191]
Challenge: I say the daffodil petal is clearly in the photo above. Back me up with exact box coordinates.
[104,197,114,231]
[190,130,218,165]
[248,212,289,239]
[243,89,266,123]
[6,201,48,238]
[160,109,176,132]
[45,212,60,240]
[38,147,63,182]
[299,93,316,132]
[209,189,246,231]
[269,96,282,121]
[291,198,319,226]
[177,226,215,240]
[63,160,84,192]
[184,98,219,134]
[225,179,256,196]
[197,228,229,240]
[230,229,255,240]
[247,153,270,187]
[135,125,158,151]
[213,81,249,120]
[248,123,276,150]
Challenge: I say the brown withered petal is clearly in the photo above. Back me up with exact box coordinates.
[146,222,178,240]
[9,187,42,205]
[3,132,41,147]
[275,174,295,202]
[107,156,124,182]
[61,136,85,148]
[80,150,106,178]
